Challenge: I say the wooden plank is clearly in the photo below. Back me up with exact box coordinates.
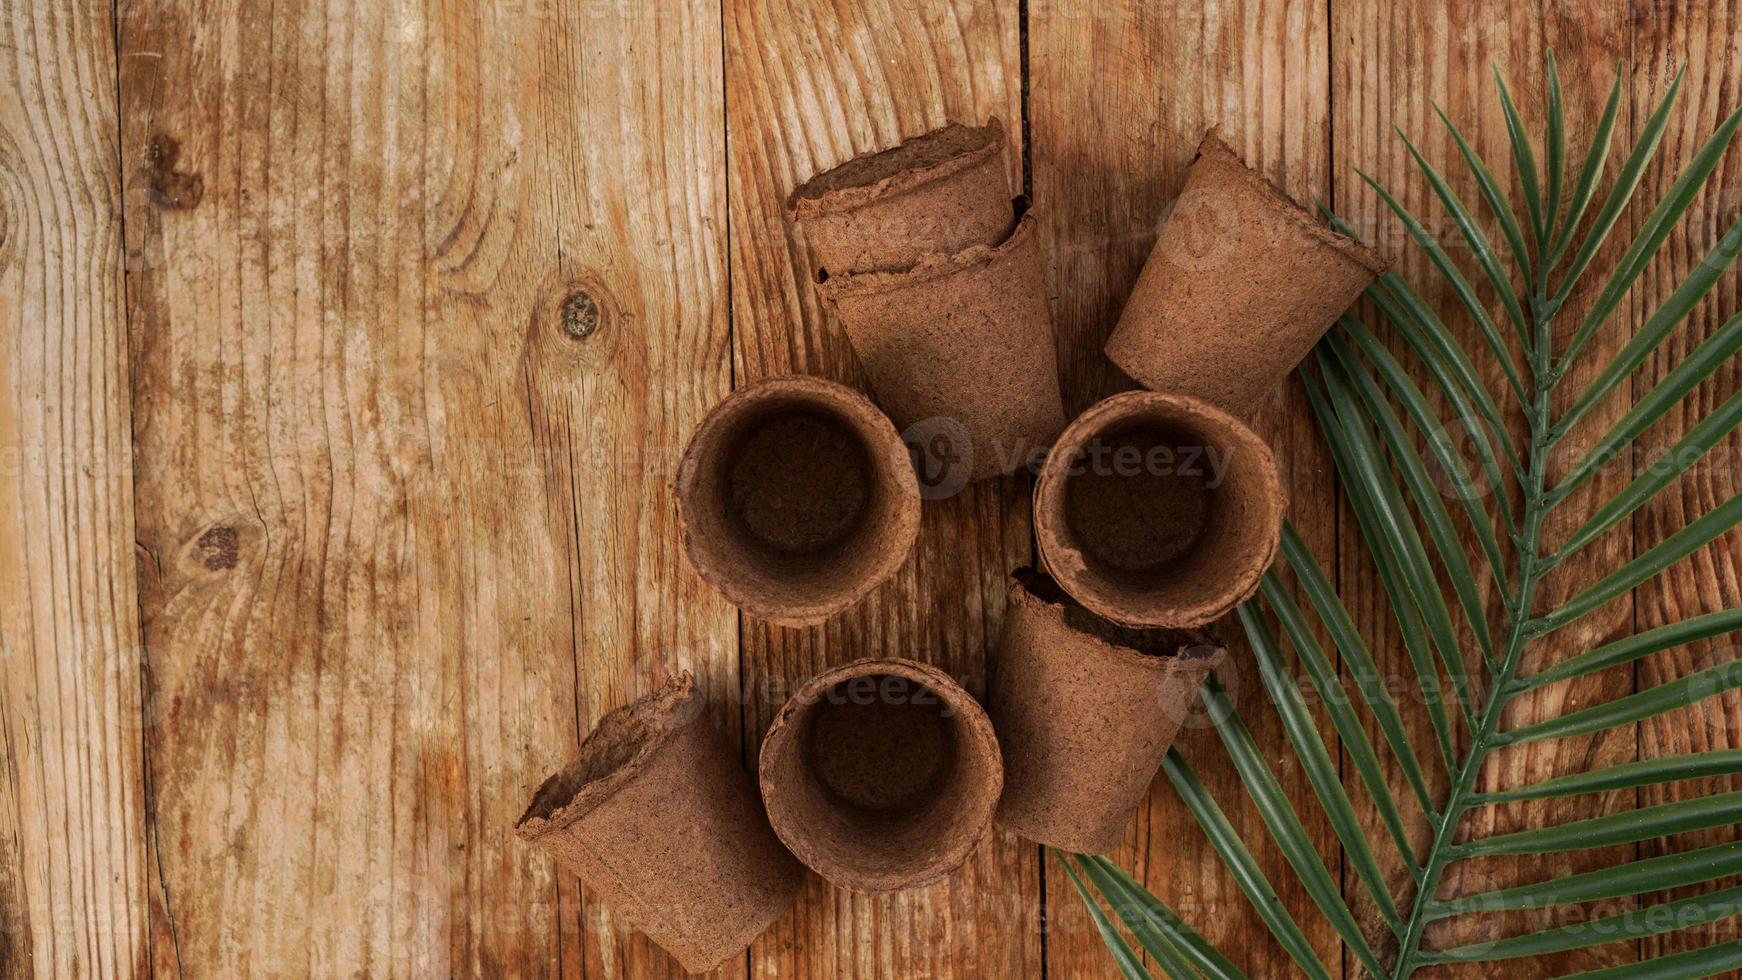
[1334,2,1633,975]
[0,2,149,977]
[722,1,1040,976]
[1030,2,1341,976]
[117,0,732,976]
[1629,1,1742,963]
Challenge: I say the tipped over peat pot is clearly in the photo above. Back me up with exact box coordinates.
[759,658,1003,892]
[1035,390,1286,629]
[989,569,1227,853]
[515,673,804,974]
[819,213,1068,483]
[787,119,1016,277]
[1104,132,1387,417]
[676,375,921,626]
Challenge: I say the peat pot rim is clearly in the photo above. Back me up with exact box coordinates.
[759,657,1004,893]
[1034,390,1286,629]
[1006,567,1227,674]
[784,118,1006,221]
[674,375,922,626]
[1195,129,1389,277]
[513,671,700,838]
[817,210,1040,299]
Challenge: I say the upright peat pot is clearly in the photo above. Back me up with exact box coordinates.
[989,569,1227,853]
[676,375,921,626]
[787,119,1016,277]
[1034,390,1286,629]
[759,658,1004,892]
[1104,131,1387,417]
[819,213,1068,483]
[515,673,805,973]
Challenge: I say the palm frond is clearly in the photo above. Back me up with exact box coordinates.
[1545,64,1621,270]
[1359,167,1530,402]
[1494,67,1547,253]
[1078,856,1245,980]
[1555,101,1742,371]
[1160,750,1335,980]
[1548,67,1683,312]
[1475,749,1742,803]
[1062,856,1158,980]
[1420,883,1742,964]
[1073,54,1742,978]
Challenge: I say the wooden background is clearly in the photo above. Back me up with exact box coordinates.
[4,0,1739,977]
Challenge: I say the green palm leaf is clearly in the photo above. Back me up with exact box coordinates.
[1071,54,1742,978]
[1475,749,1742,803]
[1080,856,1245,980]
[1545,64,1621,270]
[1495,67,1547,253]
[1419,884,1742,963]
[1062,856,1161,980]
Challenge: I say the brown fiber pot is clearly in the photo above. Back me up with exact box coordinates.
[1035,390,1286,629]
[515,673,804,974]
[1104,132,1388,417]
[675,375,921,627]
[989,569,1227,853]
[819,213,1067,482]
[759,658,1003,893]
[787,119,1015,277]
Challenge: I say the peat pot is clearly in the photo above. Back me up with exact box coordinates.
[759,658,1003,892]
[787,119,1016,277]
[1104,131,1387,417]
[676,375,921,626]
[1034,390,1286,629]
[989,569,1226,853]
[515,673,805,974]
[819,213,1068,483]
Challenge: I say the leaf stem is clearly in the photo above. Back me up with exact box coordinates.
[1389,294,1558,980]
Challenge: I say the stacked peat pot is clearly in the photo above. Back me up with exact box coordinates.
[513,123,1386,973]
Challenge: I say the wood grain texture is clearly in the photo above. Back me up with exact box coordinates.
[117,0,732,976]
[1030,3,1342,976]
[4,1,1740,976]
[1630,0,1742,963]
[0,1,149,977]
[723,2,1041,977]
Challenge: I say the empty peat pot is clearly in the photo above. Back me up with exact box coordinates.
[1035,390,1285,629]
[990,569,1227,853]
[515,673,804,974]
[819,212,1067,482]
[1104,131,1388,417]
[676,375,921,626]
[787,119,1015,277]
[759,658,1003,892]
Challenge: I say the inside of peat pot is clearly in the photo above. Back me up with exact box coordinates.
[1013,567,1212,658]
[1057,418,1256,612]
[516,681,683,828]
[694,396,903,604]
[1063,422,1215,575]
[789,674,977,869]
[791,122,997,205]
[812,193,1031,285]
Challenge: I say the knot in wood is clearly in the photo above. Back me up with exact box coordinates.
[144,133,204,211]
[196,525,240,571]
[559,290,601,341]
